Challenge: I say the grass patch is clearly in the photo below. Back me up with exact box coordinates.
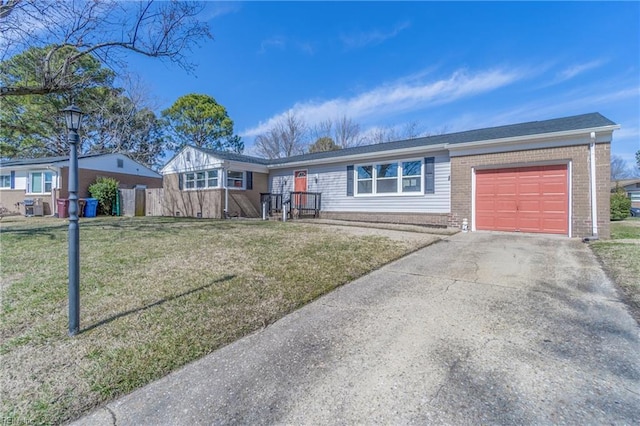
[0,216,433,425]
[591,219,640,325]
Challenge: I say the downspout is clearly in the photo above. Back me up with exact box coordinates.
[46,166,59,217]
[223,164,229,218]
[585,132,599,241]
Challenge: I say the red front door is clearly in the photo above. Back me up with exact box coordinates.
[475,165,568,234]
[294,170,307,208]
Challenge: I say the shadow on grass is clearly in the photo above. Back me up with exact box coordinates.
[82,274,236,334]
[0,216,274,236]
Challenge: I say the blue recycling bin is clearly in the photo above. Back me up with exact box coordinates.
[84,198,99,218]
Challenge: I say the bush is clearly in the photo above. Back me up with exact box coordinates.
[88,177,119,215]
[611,188,631,221]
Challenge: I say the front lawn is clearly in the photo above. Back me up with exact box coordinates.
[0,217,434,425]
[591,218,640,324]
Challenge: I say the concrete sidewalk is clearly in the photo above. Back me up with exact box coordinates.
[73,232,640,425]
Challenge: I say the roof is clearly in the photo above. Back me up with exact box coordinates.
[612,179,640,190]
[193,148,270,166]
[270,112,617,165]
[0,152,110,167]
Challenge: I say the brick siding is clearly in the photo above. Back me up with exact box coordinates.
[450,143,610,238]
[320,211,450,228]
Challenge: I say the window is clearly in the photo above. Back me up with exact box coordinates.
[357,166,373,194]
[0,175,10,188]
[352,158,435,196]
[207,170,218,187]
[28,171,53,194]
[195,171,206,188]
[376,163,398,193]
[117,158,124,168]
[227,171,244,188]
[183,169,220,190]
[185,173,195,189]
[402,161,421,192]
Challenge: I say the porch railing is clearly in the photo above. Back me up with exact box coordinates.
[260,192,321,219]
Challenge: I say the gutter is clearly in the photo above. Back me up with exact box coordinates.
[267,143,450,169]
[447,124,620,151]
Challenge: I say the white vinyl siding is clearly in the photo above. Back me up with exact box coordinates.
[269,151,451,213]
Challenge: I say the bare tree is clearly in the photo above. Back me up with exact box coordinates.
[254,111,308,159]
[611,155,631,181]
[334,115,363,148]
[0,0,211,97]
[311,115,363,149]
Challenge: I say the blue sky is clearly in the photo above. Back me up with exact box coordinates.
[126,1,640,169]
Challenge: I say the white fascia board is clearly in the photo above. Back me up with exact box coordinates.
[448,125,619,157]
[224,160,269,174]
[267,144,449,169]
[161,147,224,175]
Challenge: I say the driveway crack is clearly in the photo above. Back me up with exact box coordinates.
[105,406,117,426]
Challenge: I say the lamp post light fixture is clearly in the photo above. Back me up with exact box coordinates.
[62,104,84,336]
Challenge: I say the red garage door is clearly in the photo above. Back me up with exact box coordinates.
[475,165,568,235]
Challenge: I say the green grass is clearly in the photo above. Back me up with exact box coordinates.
[0,216,435,425]
[591,218,640,325]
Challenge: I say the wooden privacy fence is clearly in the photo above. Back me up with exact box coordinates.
[145,188,165,216]
[119,188,146,216]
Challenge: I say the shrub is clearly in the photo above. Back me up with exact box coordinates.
[88,177,119,215]
[610,188,631,221]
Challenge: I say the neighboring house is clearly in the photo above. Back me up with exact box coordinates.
[0,153,162,216]
[612,178,640,208]
[161,112,618,239]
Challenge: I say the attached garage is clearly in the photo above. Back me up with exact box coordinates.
[475,164,569,235]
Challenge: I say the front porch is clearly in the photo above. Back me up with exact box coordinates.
[260,191,322,219]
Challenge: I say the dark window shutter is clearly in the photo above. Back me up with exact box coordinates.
[424,157,435,194]
[178,174,183,190]
[10,171,15,189]
[246,171,253,190]
[346,165,354,196]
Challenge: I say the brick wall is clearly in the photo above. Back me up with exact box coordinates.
[450,143,610,238]
[162,174,224,218]
[320,211,450,228]
[58,167,163,200]
[162,172,269,218]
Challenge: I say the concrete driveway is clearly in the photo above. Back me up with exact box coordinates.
[74,232,640,425]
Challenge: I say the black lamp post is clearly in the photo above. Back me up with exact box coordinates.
[62,105,84,336]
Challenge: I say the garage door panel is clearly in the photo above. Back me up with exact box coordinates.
[475,165,568,235]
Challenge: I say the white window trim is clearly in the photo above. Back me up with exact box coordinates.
[183,169,221,191]
[27,171,53,194]
[226,170,246,191]
[354,158,426,197]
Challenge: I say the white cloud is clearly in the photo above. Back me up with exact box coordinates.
[258,36,314,55]
[557,59,607,82]
[340,21,411,50]
[258,36,286,54]
[241,67,525,137]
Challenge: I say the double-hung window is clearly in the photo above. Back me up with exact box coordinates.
[376,163,398,193]
[401,161,421,193]
[207,170,218,187]
[0,175,10,189]
[227,171,244,188]
[29,171,53,194]
[356,166,373,194]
